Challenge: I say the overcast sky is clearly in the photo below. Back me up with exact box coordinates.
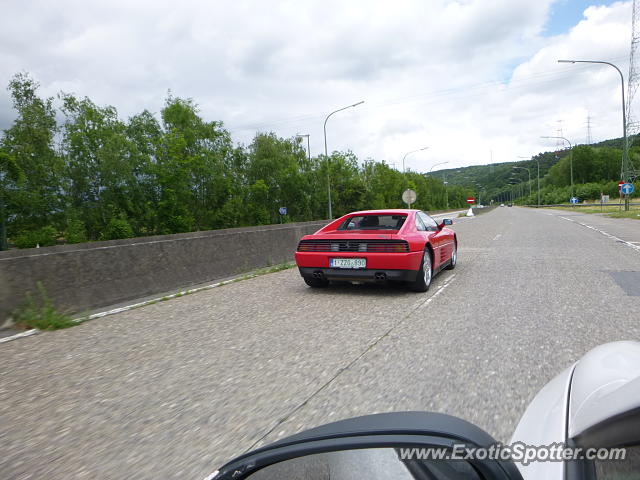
[0,0,634,172]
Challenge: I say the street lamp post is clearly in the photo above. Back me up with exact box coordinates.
[509,180,519,204]
[443,178,449,209]
[428,160,449,173]
[296,134,311,161]
[541,135,573,198]
[323,101,364,218]
[558,59,630,210]
[427,161,449,209]
[402,147,429,173]
[512,166,531,200]
[518,156,540,207]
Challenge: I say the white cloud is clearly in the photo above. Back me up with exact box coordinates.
[0,0,633,172]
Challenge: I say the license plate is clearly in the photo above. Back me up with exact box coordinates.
[330,258,366,269]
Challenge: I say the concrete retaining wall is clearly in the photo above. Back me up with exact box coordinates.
[0,220,326,323]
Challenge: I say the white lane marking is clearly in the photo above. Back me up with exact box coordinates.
[0,329,39,344]
[246,272,458,453]
[420,274,456,307]
[493,234,502,240]
[1,267,294,345]
[84,274,273,321]
[558,217,640,253]
[411,273,456,310]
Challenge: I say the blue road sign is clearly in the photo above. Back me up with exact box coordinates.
[279,206,287,215]
[621,183,635,195]
[570,197,579,204]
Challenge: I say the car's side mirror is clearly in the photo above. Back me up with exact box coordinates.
[438,218,453,229]
[209,412,523,480]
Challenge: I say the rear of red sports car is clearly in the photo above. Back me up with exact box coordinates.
[295,209,425,287]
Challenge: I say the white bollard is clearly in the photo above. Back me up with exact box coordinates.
[466,207,475,217]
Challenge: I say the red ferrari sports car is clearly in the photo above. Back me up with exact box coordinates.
[295,209,457,292]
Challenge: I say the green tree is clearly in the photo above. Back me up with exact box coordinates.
[60,93,141,239]
[245,133,311,223]
[156,95,234,232]
[0,150,25,249]
[1,73,64,240]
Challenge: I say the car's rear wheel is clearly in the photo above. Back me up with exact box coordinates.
[445,241,457,270]
[409,250,432,292]
[303,276,329,288]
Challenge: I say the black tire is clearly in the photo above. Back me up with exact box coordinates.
[304,276,329,288]
[409,250,432,292]
[445,241,457,270]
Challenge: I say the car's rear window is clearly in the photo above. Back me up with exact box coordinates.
[338,215,406,231]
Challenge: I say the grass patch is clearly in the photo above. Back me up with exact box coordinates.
[13,282,76,330]
[550,204,640,218]
[608,210,640,219]
[231,262,296,283]
[122,262,297,311]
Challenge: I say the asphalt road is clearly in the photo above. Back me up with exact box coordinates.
[2,207,640,479]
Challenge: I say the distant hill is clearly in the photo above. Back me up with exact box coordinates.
[431,135,638,203]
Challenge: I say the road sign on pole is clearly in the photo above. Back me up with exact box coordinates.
[466,197,475,204]
[619,180,625,191]
[570,197,579,204]
[402,189,417,208]
[621,183,635,195]
[279,207,287,215]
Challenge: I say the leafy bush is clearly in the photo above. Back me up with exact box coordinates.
[165,215,193,234]
[101,217,134,240]
[13,282,75,330]
[13,226,58,249]
[65,218,87,244]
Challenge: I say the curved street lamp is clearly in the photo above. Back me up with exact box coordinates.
[558,59,631,210]
[541,135,573,197]
[512,166,532,199]
[402,147,429,173]
[428,161,449,173]
[323,101,364,218]
[518,156,540,207]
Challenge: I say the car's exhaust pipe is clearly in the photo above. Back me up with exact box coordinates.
[374,272,387,282]
[312,271,324,279]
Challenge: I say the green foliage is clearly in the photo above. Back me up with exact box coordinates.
[0,72,475,249]
[2,73,64,237]
[13,282,75,330]
[13,225,58,248]
[443,135,640,206]
[0,151,24,183]
[65,218,87,244]
[101,217,134,240]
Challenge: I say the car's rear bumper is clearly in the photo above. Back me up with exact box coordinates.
[295,251,423,270]
[298,267,418,283]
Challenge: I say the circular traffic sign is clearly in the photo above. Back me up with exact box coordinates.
[619,180,625,191]
[466,197,475,204]
[402,189,417,205]
[621,183,635,195]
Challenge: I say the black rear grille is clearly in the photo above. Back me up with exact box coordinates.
[297,239,410,253]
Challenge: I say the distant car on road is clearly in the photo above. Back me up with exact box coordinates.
[507,203,513,207]
[500,203,505,207]
[295,209,456,292]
